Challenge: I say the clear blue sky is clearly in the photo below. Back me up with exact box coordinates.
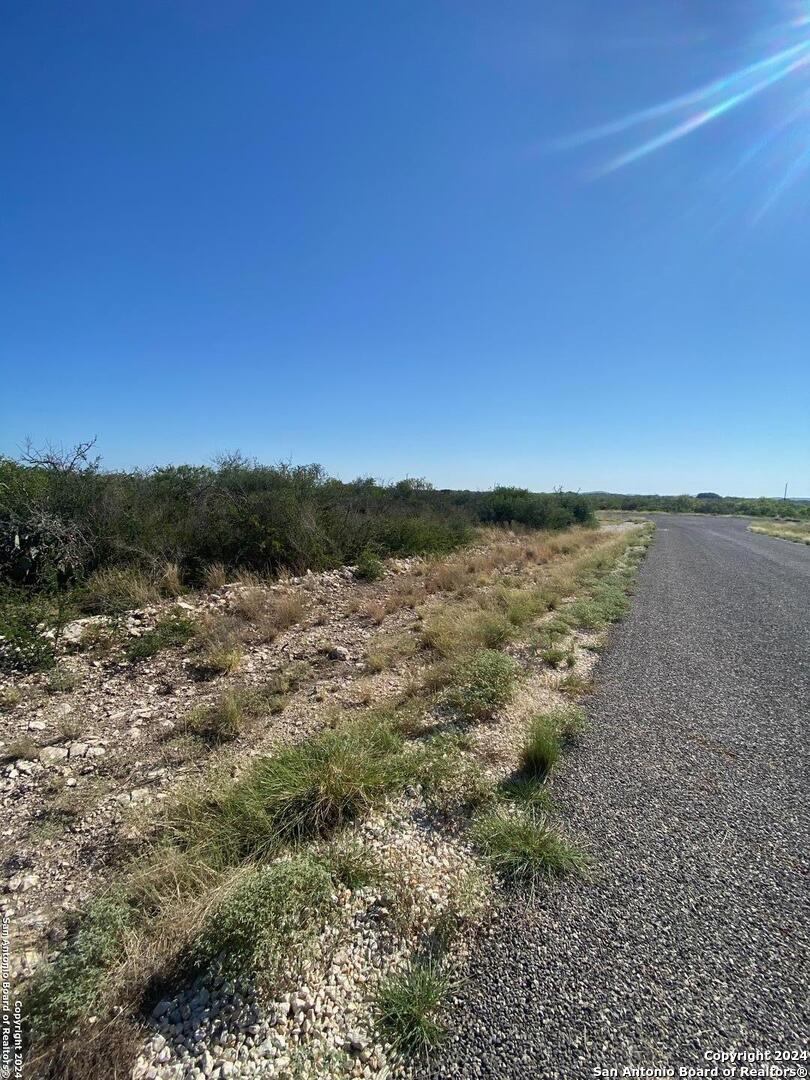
[2,0,808,496]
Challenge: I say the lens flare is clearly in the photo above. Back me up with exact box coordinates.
[560,3,810,217]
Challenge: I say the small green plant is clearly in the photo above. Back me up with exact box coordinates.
[125,612,197,661]
[0,686,23,710]
[191,856,334,978]
[375,958,452,1056]
[440,649,520,721]
[0,599,56,674]
[541,646,567,668]
[25,891,134,1040]
[46,666,80,694]
[325,838,383,890]
[473,808,585,888]
[355,549,385,582]
[184,685,284,744]
[1,735,39,763]
[520,715,561,780]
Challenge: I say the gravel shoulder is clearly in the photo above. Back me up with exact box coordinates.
[430,514,810,1079]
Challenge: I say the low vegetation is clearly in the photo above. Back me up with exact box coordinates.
[13,507,653,1078]
[749,520,810,545]
[375,958,452,1055]
[472,807,585,888]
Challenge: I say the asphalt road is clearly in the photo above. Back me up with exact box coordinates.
[428,515,809,1080]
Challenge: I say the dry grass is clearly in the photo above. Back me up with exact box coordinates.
[750,520,810,545]
[203,562,228,591]
[160,561,184,597]
[81,566,161,613]
[231,588,306,639]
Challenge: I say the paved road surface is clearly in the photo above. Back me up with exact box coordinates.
[428,515,809,1079]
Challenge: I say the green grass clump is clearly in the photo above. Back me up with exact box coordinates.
[440,649,520,721]
[520,715,561,780]
[422,609,513,656]
[171,716,411,861]
[125,612,197,661]
[541,645,568,668]
[191,856,334,978]
[184,685,285,744]
[325,839,383,890]
[472,808,584,888]
[567,579,629,630]
[375,958,451,1056]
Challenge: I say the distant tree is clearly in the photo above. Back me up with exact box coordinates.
[696,492,721,499]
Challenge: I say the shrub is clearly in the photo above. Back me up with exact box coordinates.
[25,892,134,1041]
[125,612,197,661]
[355,549,385,581]
[46,666,81,693]
[184,685,284,744]
[375,959,451,1056]
[440,649,520,721]
[191,856,334,978]
[0,597,56,674]
[472,808,585,888]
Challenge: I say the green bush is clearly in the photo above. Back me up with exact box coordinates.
[25,892,134,1041]
[191,856,334,977]
[440,649,520,721]
[0,596,56,674]
[355,548,385,581]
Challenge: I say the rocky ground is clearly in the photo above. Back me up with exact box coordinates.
[1,523,647,1080]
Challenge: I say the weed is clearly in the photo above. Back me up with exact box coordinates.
[169,716,411,860]
[191,856,334,979]
[520,715,561,780]
[25,891,135,1041]
[204,563,229,591]
[376,958,451,1056]
[325,838,383,890]
[1,735,39,763]
[440,649,520,721]
[184,685,284,744]
[125,612,197,661]
[81,567,161,614]
[472,808,585,888]
[0,687,23,710]
[46,666,80,694]
[558,673,594,698]
[160,562,184,597]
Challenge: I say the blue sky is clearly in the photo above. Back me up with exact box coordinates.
[2,0,808,496]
